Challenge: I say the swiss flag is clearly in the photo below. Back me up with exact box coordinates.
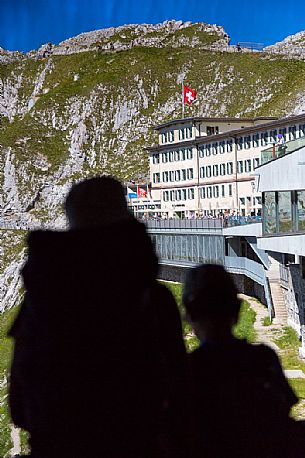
[184,85,197,105]
[138,187,147,198]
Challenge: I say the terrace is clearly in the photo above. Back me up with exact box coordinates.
[261,136,305,165]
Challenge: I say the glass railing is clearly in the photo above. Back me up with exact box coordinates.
[224,215,261,227]
[261,136,305,165]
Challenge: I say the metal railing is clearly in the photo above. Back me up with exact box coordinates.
[145,218,223,231]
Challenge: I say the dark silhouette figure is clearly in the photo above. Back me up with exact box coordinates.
[9,176,188,458]
[183,264,303,458]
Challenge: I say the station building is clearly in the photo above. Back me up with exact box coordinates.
[147,114,305,218]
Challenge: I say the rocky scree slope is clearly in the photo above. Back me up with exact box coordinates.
[1,20,305,311]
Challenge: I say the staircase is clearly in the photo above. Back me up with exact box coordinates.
[266,256,288,325]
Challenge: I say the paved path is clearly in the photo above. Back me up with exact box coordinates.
[239,294,281,353]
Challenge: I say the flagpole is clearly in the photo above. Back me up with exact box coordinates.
[181,79,184,119]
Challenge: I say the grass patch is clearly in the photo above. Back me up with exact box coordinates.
[233,300,256,343]
[274,326,300,350]
[0,306,19,457]
[162,281,257,350]
[262,316,272,326]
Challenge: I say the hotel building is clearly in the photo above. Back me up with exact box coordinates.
[147,114,305,218]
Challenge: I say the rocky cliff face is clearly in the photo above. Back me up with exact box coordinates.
[2,21,305,311]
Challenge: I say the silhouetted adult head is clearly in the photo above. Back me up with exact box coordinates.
[183,264,241,342]
[65,176,132,228]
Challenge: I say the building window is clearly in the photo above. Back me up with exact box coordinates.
[279,128,287,141]
[253,157,260,169]
[164,191,169,201]
[169,171,175,182]
[239,197,245,206]
[162,171,169,182]
[152,153,160,164]
[238,161,244,174]
[200,187,206,199]
[186,148,193,160]
[207,186,213,198]
[237,137,243,150]
[180,149,186,161]
[181,169,186,181]
[205,144,211,156]
[181,189,187,200]
[244,136,251,149]
[188,188,195,200]
[297,190,305,231]
[213,186,219,198]
[221,185,225,197]
[174,150,179,161]
[153,173,160,183]
[213,164,219,177]
[206,166,212,178]
[186,127,192,138]
[270,129,277,143]
[162,152,168,163]
[256,196,262,205]
[187,168,194,180]
[207,126,219,135]
[299,124,305,137]
[263,191,276,234]
[162,131,174,143]
[200,167,205,179]
[252,133,259,148]
[170,190,175,201]
[169,151,174,162]
[278,191,293,233]
[212,142,218,155]
[219,141,225,153]
[227,162,233,175]
[261,132,269,146]
[226,140,233,152]
[228,184,232,196]
[220,163,226,176]
[176,189,181,201]
[289,125,297,141]
[199,146,204,158]
[178,128,185,141]
[175,170,180,181]
[245,159,252,173]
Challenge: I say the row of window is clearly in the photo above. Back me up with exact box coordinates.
[152,148,194,164]
[162,186,262,204]
[161,130,175,144]
[199,140,233,156]
[178,126,192,141]
[200,185,232,199]
[153,168,194,183]
[163,188,195,202]
[154,157,260,183]
[200,162,233,178]
[161,126,193,144]
[159,123,305,154]
[263,190,305,235]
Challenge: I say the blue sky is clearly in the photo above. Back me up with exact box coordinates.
[1,0,304,52]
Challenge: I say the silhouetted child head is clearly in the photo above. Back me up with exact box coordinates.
[183,264,241,343]
[65,176,132,229]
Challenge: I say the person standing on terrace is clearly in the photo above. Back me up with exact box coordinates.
[9,176,188,458]
[183,264,302,458]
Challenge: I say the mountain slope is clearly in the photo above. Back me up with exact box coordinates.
[1,21,305,310]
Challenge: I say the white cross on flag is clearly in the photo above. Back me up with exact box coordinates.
[183,85,197,105]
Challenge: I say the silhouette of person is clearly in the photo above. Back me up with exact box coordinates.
[9,176,188,458]
[183,264,302,458]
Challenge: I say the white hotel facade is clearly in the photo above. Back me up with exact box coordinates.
[146,114,305,218]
